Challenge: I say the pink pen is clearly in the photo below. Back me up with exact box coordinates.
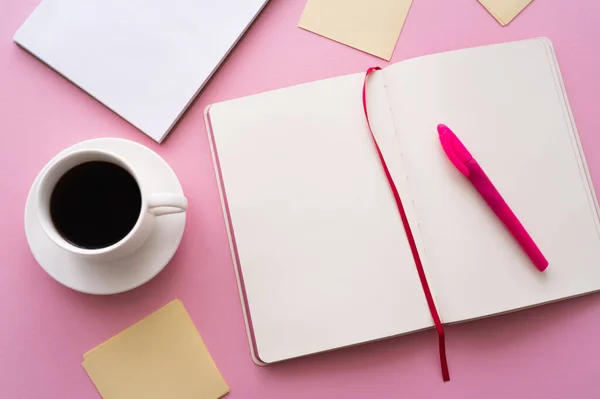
[438,124,548,272]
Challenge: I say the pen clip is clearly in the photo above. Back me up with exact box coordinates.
[438,124,472,177]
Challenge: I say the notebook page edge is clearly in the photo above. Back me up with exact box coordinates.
[540,38,600,237]
[205,105,267,366]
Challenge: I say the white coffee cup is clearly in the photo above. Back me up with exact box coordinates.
[36,149,187,262]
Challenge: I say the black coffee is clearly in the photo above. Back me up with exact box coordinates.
[50,161,142,249]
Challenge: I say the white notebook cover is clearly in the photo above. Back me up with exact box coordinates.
[14,0,269,143]
[205,39,600,365]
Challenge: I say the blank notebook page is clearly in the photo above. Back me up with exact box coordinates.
[208,73,433,363]
[382,38,600,323]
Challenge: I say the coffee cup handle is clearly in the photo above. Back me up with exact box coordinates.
[147,194,188,217]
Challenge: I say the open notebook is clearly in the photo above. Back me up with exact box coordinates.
[205,38,600,366]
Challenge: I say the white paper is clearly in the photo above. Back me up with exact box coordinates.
[14,0,269,142]
[382,38,600,323]
[208,72,432,363]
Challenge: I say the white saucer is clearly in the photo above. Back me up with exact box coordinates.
[24,138,186,295]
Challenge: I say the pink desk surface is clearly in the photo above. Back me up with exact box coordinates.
[2,0,600,397]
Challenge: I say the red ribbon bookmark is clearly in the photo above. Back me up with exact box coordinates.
[362,67,450,382]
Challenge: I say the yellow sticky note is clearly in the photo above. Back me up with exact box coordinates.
[479,0,534,26]
[82,300,229,399]
[298,0,413,61]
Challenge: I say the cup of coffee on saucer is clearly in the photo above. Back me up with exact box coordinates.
[25,138,188,295]
[37,149,187,262]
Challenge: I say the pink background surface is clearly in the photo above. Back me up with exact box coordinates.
[2,0,600,397]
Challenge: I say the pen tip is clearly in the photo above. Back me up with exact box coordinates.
[437,124,448,135]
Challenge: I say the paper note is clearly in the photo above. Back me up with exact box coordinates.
[82,300,229,399]
[479,0,534,26]
[298,0,413,61]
